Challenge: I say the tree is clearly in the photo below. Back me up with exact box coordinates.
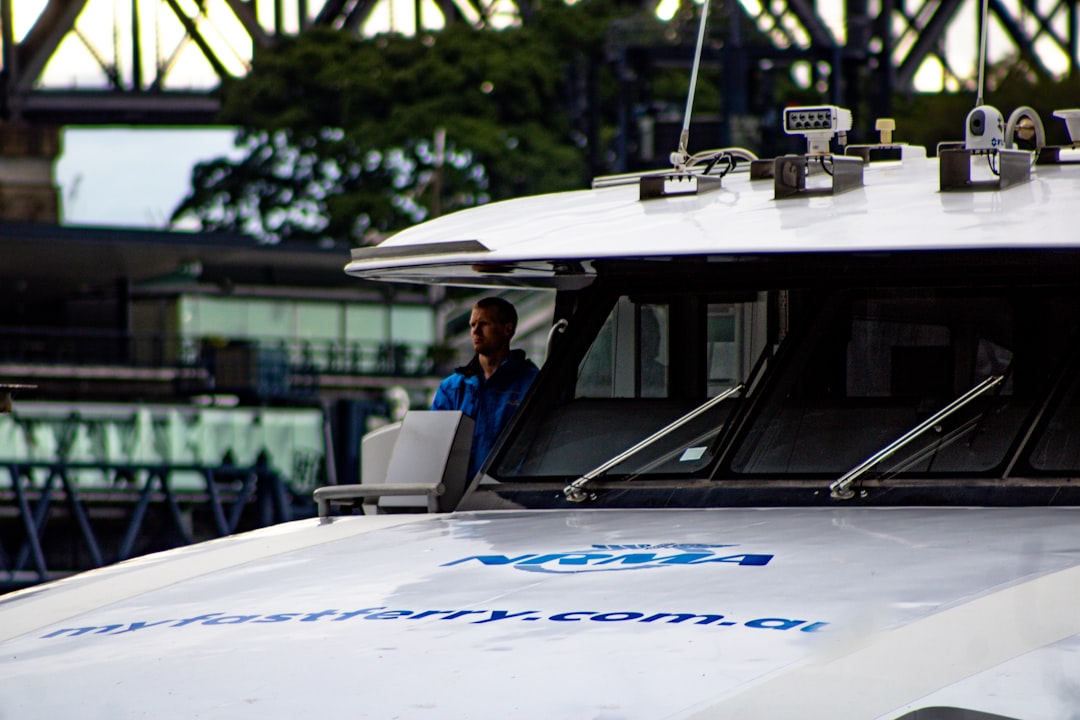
[172,1,641,245]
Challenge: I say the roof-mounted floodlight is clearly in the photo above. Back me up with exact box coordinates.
[765,105,862,198]
[1052,109,1080,144]
[1037,109,1080,165]
[783,105,852,154]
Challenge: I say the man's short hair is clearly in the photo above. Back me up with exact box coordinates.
[474,296,517,327]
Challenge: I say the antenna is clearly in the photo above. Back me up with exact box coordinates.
[671,0,711,171]
[944,0,1033,194]
[975,0,990,105]
[962,0,1006,156]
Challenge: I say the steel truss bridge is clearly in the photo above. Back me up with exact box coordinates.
[2,0,1079,127]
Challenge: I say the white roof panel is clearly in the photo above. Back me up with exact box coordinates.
[345,152,1080,286]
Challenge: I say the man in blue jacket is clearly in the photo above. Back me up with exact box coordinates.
[431,297,539,479]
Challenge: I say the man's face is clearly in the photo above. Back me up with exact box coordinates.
[470,306,514,358]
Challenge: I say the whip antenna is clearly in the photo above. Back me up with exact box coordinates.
[975,0,990,105]
[673,0,711,170]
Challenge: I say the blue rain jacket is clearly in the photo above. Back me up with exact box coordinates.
[430,349,539,479]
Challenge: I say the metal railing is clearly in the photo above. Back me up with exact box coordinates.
[0,455,306,592]
[0,326,460,398]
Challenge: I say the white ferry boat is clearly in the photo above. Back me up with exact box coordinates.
[4,102,1080,719]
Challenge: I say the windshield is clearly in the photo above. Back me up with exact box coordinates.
[731,291,1029,476]
[725,288,1080,480]
[495,291,767,479]
[491,281,1080,485]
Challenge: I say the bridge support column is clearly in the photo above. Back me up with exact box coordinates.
[0,124,61,223]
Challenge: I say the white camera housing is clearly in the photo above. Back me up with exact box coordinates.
[783,106,853,154]
[965,105,1005,151]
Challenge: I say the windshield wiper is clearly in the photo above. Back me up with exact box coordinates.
[829,374,1004,500]
[563,384,744,502]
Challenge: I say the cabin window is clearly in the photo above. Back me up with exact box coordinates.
[1028,370,1080,471]
[493,292,765,480]
[730,291,1035,477]
[576,298,670,399]
[496,283,1080,483]
[708,302,757,396]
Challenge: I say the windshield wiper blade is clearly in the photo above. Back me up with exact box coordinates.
[829,374,1004,500]
[563,384,744,503]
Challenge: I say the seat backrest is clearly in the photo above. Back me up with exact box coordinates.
[377,410,474,512]
[360,420,401,486]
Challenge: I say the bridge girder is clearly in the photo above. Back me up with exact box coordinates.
[1,0,1078,126]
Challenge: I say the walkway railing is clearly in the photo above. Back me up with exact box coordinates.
[0,455,308,593]
[0,326,455,400]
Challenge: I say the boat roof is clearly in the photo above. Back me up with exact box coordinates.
[345,146,1080,289]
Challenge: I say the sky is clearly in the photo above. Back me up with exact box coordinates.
[13,0,242,228]
[55,127,237,228]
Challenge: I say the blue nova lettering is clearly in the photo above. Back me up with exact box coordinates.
[442,554,538,566]
[518,553,613,565]
[442,550,773,572]
[689,554,773,566]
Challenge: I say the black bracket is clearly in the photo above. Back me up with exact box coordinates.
[773,154,864,199]
[939,146,1032,191]
[639,173,722,200]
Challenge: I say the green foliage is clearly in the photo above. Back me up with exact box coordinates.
[172,0,648,245]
